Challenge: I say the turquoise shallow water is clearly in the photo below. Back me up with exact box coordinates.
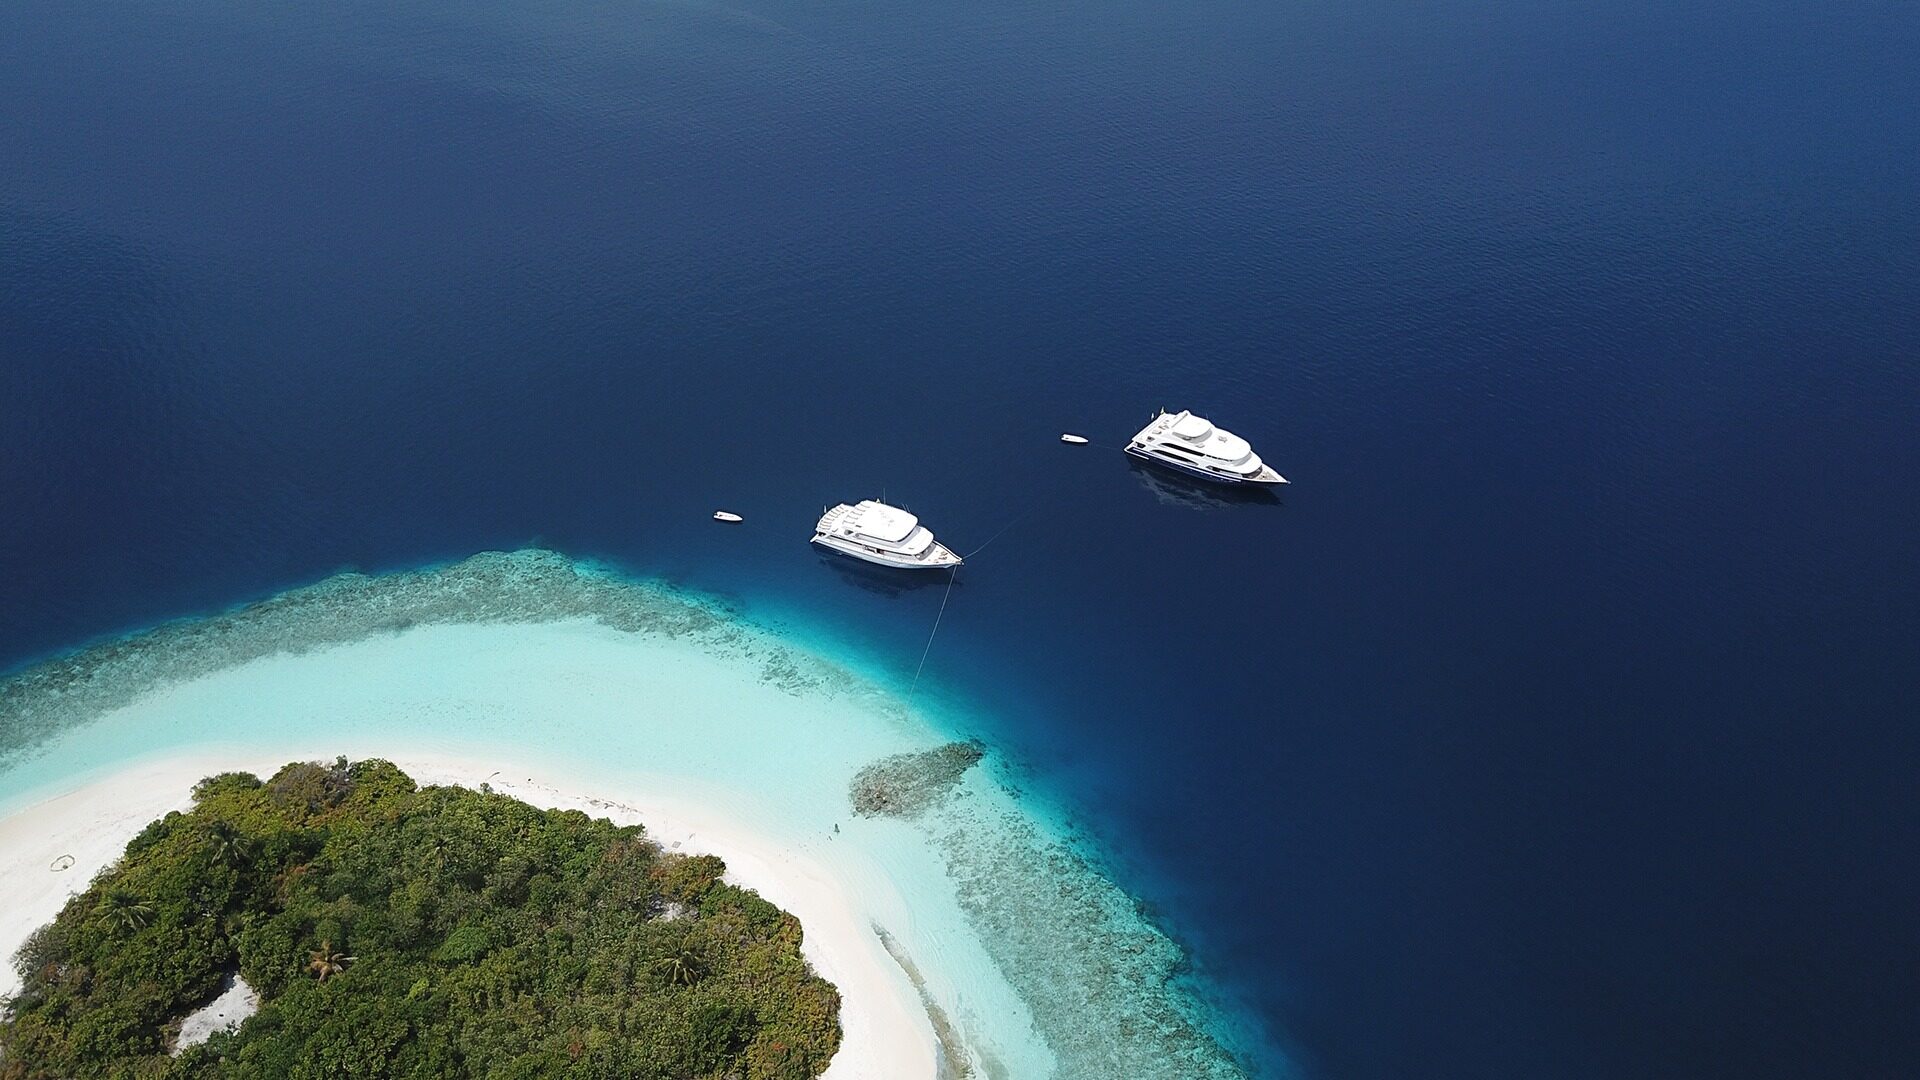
[0,550,1270,1078]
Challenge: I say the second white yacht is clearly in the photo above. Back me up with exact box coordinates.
[813,500,962,570]
[1125,410,1288,485]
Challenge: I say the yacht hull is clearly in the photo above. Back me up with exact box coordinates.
[811,536,961,570]
[1125,445,1287,486]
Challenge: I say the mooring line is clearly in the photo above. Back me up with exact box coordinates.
[906,565,959,708]
[963,508,1032,560]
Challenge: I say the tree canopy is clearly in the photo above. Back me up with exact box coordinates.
[0,759,840,1079]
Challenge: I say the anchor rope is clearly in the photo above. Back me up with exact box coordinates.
[906,565,959,708]
[905,500,1035,709]
[962,508,1032,560]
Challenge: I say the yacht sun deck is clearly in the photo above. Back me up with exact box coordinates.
[1125,410,1287,485]
[812,500,962,570]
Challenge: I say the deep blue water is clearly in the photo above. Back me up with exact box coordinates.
[5,0,1919,1075]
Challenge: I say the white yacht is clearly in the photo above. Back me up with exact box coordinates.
[812,500,962,570]
[1125,410,1288,485]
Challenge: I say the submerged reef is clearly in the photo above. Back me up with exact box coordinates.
[0,550,1262,1078]
[0,551,881,768]
[925,788,1250,1079]
[855,743,1252,1077]
[849,741,986,819]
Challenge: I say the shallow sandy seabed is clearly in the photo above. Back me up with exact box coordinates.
[0,551,1258,1079]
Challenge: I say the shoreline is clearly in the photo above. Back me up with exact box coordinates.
[0,752,940,1080]
[0,552,1258,1078]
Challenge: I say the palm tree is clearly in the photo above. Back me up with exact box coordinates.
[651,947,705,987]
[425,831,455,870]
[93,889,154,932]
[307,940,355,982]
[204,822,254,868]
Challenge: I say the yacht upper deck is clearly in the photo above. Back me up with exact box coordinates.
[816,501,935,554]
[1134,411,1257,465]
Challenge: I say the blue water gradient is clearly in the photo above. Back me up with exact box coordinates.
[0,551,1270,1076]
[3,0,1918,1075]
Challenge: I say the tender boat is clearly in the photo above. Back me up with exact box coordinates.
[1060,433,1089,445]
[1125,410,1287,485]
[812,500,962,570]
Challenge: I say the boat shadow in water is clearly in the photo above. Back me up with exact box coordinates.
[815,553,966,599]
[1128,460,1285,511]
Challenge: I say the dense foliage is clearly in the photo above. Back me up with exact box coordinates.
[0,759,840,1079]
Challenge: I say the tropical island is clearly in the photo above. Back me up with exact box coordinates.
[0,758,841,1079]
[0,552,1257,1077]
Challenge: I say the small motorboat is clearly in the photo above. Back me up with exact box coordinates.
[713,511,744,523]
[1060,434,1089,444]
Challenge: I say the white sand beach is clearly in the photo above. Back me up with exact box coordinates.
[0,752,937,1079]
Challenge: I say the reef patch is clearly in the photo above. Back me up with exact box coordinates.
[0,551,883,767]
[849,741,986,819]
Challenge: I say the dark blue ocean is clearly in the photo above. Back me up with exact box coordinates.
[4,0,1918,1075]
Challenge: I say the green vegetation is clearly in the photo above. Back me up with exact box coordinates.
[0,759,840,1079]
